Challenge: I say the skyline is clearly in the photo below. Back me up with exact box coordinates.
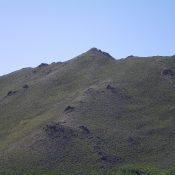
[0,0,175,75]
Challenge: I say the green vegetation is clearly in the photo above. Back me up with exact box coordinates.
[108,166,175,175]
[0,48,175,174]
[0,165,174,175]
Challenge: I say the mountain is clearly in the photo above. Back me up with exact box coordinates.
[0,48,175,175]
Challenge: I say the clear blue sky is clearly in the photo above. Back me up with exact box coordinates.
[0,0,175,75]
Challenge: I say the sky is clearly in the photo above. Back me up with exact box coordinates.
[0,0,175,75]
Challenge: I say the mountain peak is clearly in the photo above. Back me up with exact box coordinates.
[86,47,113,58]
[88,47,100,52]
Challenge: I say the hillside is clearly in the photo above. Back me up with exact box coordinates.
[0,48,175,175]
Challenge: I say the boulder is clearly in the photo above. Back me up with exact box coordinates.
[44,123,75,139]
[126,55,135,58]
[7,91,17,96]
[100,154,122,164]
[38,63,48,68]
[64,106,75,113]
[106,84,115,90]
[79,125,90,134]
[106,84,118,94]
[161,68,174,76]
[23,84,29,89]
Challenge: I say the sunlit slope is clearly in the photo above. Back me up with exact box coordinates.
[0,48,175,174]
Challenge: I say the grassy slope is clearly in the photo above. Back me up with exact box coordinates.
[0,49,175,174]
